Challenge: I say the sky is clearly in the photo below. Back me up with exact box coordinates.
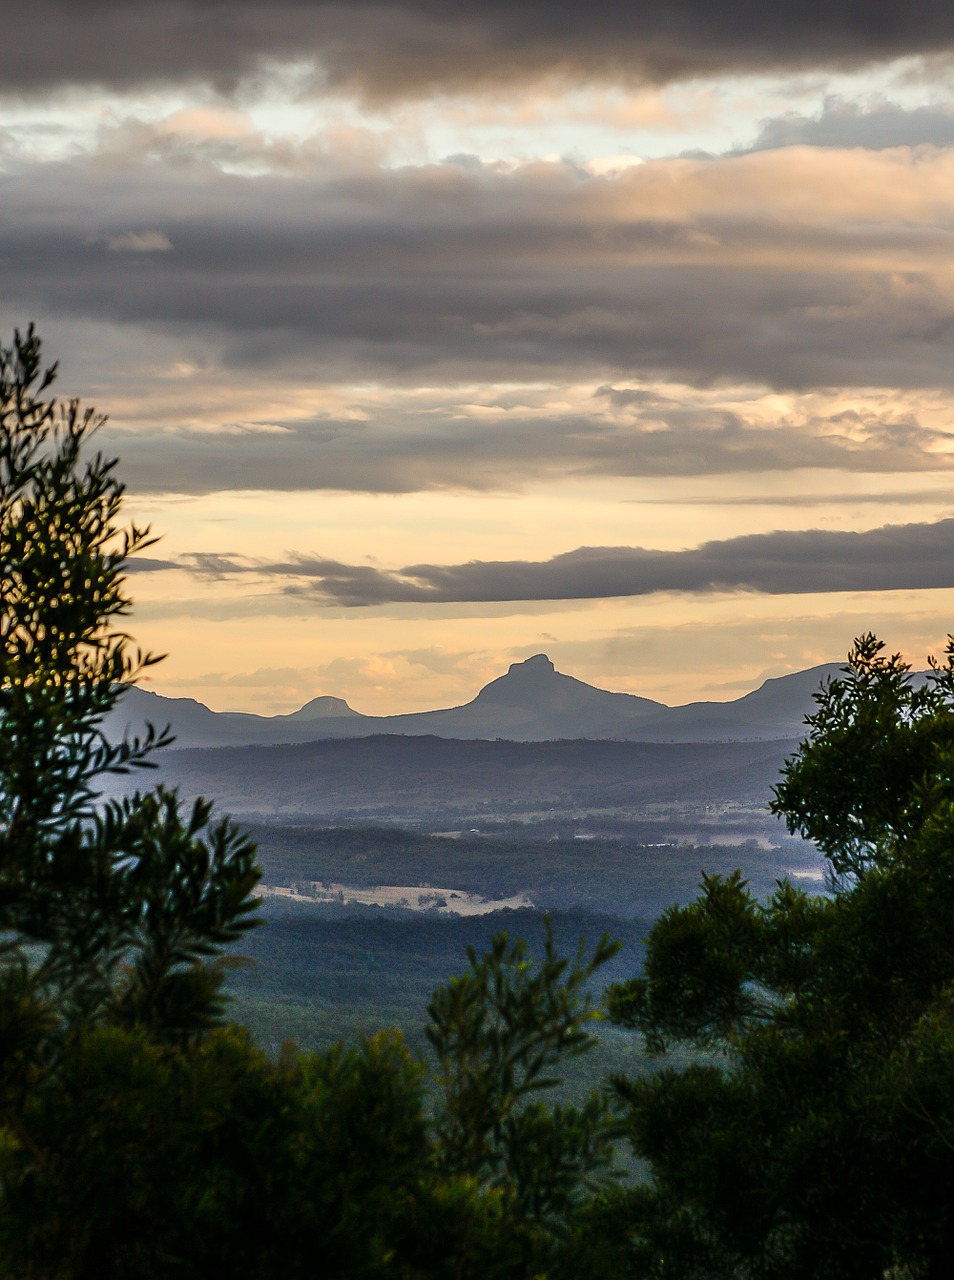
[6,0,954,715]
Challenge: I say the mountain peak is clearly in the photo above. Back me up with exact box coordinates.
[287,694,357,721]
[506,654,555,677]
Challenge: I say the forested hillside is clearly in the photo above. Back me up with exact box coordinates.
[106,732,801,833]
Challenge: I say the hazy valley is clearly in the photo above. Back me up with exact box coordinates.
[106,656,831,1056]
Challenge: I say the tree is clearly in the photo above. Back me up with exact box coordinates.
[0,922,623,1280]
[427,920,623,1274]
[770,631,954,883]
[0,325,625,1278]
[0,325,261,1057]
[607,634,954,1279]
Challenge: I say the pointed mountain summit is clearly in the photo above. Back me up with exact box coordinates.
[494,652,557,684]
[445,653,665,735]
[476,654,564,704]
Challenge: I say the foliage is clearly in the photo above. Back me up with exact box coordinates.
[0,931,624,1280]
[0,324,626,1276]
[770,630,954,882]
[0,325,261,1054]
[608,633,954,1279]
[427,920,623,1265]
[0,1023,433,1280]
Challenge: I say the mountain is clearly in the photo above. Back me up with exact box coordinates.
[377,654,666,740]
[103,733,800,829]
[633,664,843,742]
[283,696,359,721]
[102,687,370,749]
[102,653,851,749]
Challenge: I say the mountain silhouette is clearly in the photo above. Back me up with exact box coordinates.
[283,695,359,721]
[474,653,661,716]
[102,653,851,748]
[376,654,665,740]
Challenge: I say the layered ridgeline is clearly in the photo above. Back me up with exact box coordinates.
[105,653,847,748]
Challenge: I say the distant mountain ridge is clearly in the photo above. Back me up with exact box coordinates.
[108,734,798,826]
[102,652,852,748]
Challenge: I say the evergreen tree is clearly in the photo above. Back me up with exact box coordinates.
[0,324,261,1059]
[608,634,954,1279]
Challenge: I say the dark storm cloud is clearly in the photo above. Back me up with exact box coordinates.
[752,99,954,151]
[236,518,954,605]
[5,152,954,396]
[4,1,954,98]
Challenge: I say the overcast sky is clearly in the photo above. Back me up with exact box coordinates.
[6,1,954,713]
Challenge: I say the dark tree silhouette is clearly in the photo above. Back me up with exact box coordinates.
[609,634,954,1279]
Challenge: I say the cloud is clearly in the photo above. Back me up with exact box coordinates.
[105,395,954,496]
[228,517,954,604]
[121,555,179,573]
[752,97,954,151]
[7,145,954,398]
[104,231,173,253]
[6,2,954,100]
[176,552,248,577]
